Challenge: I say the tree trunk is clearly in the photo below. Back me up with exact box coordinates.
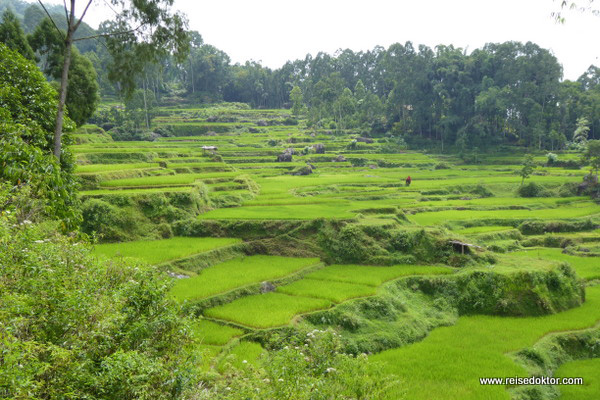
[142,77,150,130]
[54,31,74,159]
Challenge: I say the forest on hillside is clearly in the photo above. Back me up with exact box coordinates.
[1,0,599,152]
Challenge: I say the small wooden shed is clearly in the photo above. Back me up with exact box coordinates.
[449,240,484,255]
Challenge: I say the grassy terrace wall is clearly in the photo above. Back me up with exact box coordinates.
[303,264,584,355]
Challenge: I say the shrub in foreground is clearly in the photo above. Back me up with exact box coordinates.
[195,330,395,400]
[0,198,201,399]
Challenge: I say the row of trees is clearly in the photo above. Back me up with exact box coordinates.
[149,37,600,151]
[195,42,599,150]
[2,1,599,153]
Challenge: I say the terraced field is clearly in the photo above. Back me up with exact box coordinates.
[75,104,600,399]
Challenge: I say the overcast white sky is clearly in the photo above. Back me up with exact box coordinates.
[40,0,599,80]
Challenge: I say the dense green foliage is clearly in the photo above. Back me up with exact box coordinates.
[28,18,100,126]
[97,38,600,151]
[0,44,79,228]
[0,9,34,60]
[199,329,393,400]
[0,189,201,399]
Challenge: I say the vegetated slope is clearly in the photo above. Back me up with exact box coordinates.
[72,103,600,399]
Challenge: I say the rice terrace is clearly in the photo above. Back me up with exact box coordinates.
[1,0,600,399]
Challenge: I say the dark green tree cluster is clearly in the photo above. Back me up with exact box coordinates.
[171,40,600,151]
[0,43,80,228]
[0,8,99,127]
[0,185,201,399]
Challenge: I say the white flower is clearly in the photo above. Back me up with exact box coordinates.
[242,360,247,364]
[278,378,284,382]
[326,368,337,373]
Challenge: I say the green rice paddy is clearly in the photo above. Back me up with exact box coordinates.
[170,255,320,301]
[191,319,244,346]
[508,248,600,280]
[555,358,600,400]
[204,292,332,328]
[92,236,241,264]
[372,285,600,400]
[75,104,600,399]
[276,278,376,302]
[305,264,453,286]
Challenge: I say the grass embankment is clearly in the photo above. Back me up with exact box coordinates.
[371,285,600,400]
[93,237,241,265]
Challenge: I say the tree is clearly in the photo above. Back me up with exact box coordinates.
[290,85,304,116]
[37,0,189,159]
[29,17,99,126]
[124,88,157,131]
[583,139,600,177]
[0,8,35,60]
[519,154,536,185]
[62,50,99,126]
[554,1,599,22]
[23,4,47,32]
[573,117,590,145]
[0,43,79,228]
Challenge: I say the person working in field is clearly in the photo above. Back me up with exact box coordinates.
[405,175,412,186]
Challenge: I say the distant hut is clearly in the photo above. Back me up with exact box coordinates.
[202,145,218,155]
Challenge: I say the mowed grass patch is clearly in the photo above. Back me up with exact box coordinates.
[92,237,241,265]
[555,358,600,400]
[190,319,244,346]
[170,256,320,302]
[277,278,376,303]
[508,248,600,280]
[306,264,453,287]
[204,293,331,328]
[371,285,600,400]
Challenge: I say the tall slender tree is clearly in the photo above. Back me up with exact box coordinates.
[36,0,189,159]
